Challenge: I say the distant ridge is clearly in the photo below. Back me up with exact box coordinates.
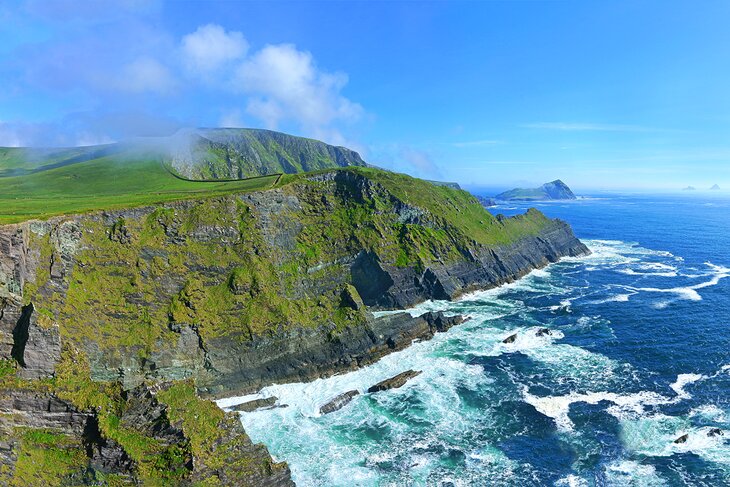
[683,186,696,191]
[710,184,721,190]
[168,128,367,180]
[496,179,576,201]
[0,128,368,182]
[426,180,461,190]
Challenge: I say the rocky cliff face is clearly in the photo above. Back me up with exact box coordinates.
[0,167,588,484]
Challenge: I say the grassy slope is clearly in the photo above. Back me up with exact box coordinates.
[306,167,552,246]
[0,154,280,224]
[0,155,550,248]
[192,129,365,180]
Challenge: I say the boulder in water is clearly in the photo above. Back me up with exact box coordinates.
[536,328,552,337]
[503,333,517,344]
[319,390,360,414]
[231,396,280,412]
[708,428,723,437]
[674,434,689,444]
[367,370,421,393]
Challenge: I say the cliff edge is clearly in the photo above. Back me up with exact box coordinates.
[0,167,588,484]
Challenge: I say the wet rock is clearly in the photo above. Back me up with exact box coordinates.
[708,428,723,437]
[674,434,689,444]
[367,370,421,393]
[503,333,517,344]
[232,396,279,412]
[319,390,359,414]
[536,328,552,337]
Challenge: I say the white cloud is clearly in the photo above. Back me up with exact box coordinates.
[400,148,442,178]
[218,109,245,128]
[181,24,248,74]
[117,57,177,94]
[235,43,363,141]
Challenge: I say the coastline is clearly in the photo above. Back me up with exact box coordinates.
[218,249,590,408]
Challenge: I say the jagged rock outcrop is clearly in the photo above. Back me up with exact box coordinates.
[232,396,279,412]
[204,311,467,396]
[367,370,422,393]
[319,390,359,415]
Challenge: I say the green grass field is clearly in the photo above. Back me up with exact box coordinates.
[0,149,548,249]
[0,153,281,224]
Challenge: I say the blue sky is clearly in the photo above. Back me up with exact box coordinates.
[1,0,730,190]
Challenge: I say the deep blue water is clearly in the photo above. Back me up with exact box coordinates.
[220,192,730,486]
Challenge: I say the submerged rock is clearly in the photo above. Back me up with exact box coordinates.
[367,370,422,393]
[674,434,689,444]
[231,396,279,412]
[503,333,517,344]
[319,390,360,414]
[535,328,552,337]
[708,428,723,437]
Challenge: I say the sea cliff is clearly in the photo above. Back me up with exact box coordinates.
[0,167,588,485]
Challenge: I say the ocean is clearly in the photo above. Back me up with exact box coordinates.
[218,192,730,486]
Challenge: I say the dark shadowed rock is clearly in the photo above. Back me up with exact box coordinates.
[367,370,422,393]
[319,390,360,414]
[503,333,517,344]
[674,434,689,444]
[231,396,279,412]
[708,428,723,437]
[120,386,185,445]
[536,328,552,337]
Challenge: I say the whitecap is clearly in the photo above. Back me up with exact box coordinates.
[604,460,667,486]
[522,371,707,431]
[669,373,705,400]
[689,405,727,423]
[555,474,589,486]
[626,262,730,305]
[523,389,670,431]
[620,415,730,467]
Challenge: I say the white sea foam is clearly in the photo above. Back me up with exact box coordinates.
[523,372,707,431]
[689,405,727,423]
[604,460,667,486]
[617,261,679,277]
[523,389,670,431]
[589,291,637,304]
[555,474,589,487]
[619,415,730,467]
[669,373,706,399]
[621,262,730,306]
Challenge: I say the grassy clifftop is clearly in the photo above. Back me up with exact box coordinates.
[0,128,367,224]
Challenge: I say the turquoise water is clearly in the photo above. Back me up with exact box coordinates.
[219,193,730,486]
